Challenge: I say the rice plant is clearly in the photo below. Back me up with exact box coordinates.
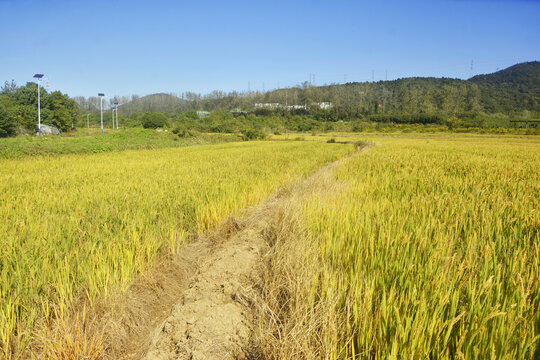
[300,136,539,358]
[0,140,352,358]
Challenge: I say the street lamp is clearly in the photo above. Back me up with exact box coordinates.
[98,93,105,134]
[114,102,119,131]
[111,106,115,131]
[33,74,44,136]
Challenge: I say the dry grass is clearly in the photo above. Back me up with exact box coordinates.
[34,306,104,360]
[249,154,355,359]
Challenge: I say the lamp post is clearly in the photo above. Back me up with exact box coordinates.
[87,112,90,130]
[33,74,44,136]
[111,106,115,131]
[98,93,105,134]
[114,102,119,131]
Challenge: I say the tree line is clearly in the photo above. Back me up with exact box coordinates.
[1,62,537,138]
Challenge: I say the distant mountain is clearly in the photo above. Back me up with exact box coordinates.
[467,62,539,113]
[120,93,189,115]
[469,61,540,95]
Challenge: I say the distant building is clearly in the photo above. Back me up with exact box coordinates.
[252,102,333,111]
[37,124,61,136]
[315,102,333,109]
[254,103,280,110]
[286,105,307,110]
[197,111,210,118]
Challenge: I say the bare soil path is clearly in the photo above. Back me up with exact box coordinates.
[140,207,271,359]
[133,147,371,360]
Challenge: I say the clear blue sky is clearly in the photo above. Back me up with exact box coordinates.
[0,0,538,98]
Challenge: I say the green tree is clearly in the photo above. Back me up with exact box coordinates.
[11,104,37,131]
[13,82,46,107]
[0,104,17,137]
[47,91,77,131]
[49,108,71,131]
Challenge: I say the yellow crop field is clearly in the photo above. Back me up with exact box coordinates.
[291,136,539,358]
[0,141,352,357]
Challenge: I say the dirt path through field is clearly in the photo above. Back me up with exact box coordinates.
[134,146,371,360]
[140,204,270,359]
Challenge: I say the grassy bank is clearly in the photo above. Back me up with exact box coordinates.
[0,128,240,159]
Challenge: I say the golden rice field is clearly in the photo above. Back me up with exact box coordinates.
[1,133,539,359]
[0,141,352,357]
[296,135,539,358]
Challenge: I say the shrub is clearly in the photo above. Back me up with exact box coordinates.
[142,112,168,129]
[241,129,266,141]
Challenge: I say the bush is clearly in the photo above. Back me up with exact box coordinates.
[241,129,266,141]
[142,112,168,129]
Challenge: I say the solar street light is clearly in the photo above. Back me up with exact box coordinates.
[33,74,44,136]
[98,93,105,134]
[114,102,119,131]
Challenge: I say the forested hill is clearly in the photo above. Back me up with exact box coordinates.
[77,61,539,117]
[251,62,539,116]
[469,61,540,95]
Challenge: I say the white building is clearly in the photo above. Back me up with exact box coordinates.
[254,103,281,110]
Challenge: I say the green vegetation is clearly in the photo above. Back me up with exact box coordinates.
[0,128,239,159]
[141,112,168,129]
